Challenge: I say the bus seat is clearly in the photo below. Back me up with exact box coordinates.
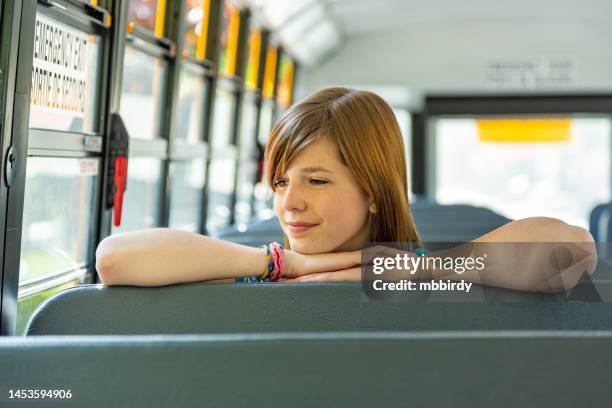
[411,203,511,242]
[2,332,611,407]
[214,216,282,247]
[589,203,612,242]
[25,281,611,336]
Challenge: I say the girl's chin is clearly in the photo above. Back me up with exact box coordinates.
[289,240,334,255]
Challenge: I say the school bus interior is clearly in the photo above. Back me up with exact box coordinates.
[0,0,611,406]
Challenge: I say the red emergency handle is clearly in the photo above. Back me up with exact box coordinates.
[258,159,265,183]
[113,155,128,226]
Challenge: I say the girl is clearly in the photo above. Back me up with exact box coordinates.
[96,87,596,292]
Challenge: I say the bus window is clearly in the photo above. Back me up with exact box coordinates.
[253,98,275,217]
[234,157,258,225]
[257,99,275,146]
[235,94,260,224]
[18,157,97,333]
[112,157,164,233]
[233,28,265,225]
[174,63,208,144]
[206,83,238,234]
[115,0,173,235]
[119,46,168,140]
[433,116,611,228]
[206,79,238,233]
[168,158,207,232]
[16,3,111,334]
[182,0,211,61]
[128,0,166,37]
[210,85,235,148]
[393,108,412,193]
[217,1,240,77]
[168,59,210,232]
[206,157,236,232]
[204,1,245,234]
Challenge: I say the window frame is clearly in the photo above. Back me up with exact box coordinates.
[421,94,612,199]
[1,0,111,335]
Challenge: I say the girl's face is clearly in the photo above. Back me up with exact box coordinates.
[273,136,372,254]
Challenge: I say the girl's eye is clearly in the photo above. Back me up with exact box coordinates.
[274,179,288,188]
[309,179,328,185]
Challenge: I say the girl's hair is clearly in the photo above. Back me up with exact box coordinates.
[265,87,421,246]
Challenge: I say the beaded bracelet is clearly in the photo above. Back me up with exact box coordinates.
[268,242,284,281]
[241,242,284,283]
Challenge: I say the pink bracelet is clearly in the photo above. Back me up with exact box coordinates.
[268,242,284,281]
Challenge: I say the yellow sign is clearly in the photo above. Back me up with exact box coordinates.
[155,0,166,38]
[276,56,294,108]
[196,0,211,60]
[477,119,571,142]
[245,29,262,90]
[262,45,278,99]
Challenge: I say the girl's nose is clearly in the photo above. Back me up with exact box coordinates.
[282,183,307,212]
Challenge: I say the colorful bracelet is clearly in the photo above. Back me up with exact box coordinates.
[241,242,283,283]
[268,242,284,281]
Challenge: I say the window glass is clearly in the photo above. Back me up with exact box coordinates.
[175,65,207,143]
[120,46,167,139]
[19,157,98,285]
[206,158,236,232]
[254,99,276,215]
[393,108,412,192]
[169,159,206,232]
[434,117,611,228]
[234,160,258,224]
[183,0,210,60]
[17,280,81,335]
[29,13,101,133]
[254,179,274,218]
[210,87,235,147]
[238,97,258,154]
[128,0,162,35]
[112,157,163,233]
[257,101,274,145]
[217,2,240,76]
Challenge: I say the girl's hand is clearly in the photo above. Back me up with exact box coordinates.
[281,250,361,279]
[280,245,417,283]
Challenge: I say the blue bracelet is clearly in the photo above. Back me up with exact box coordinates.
[237,244,274,283]
[414,247,430,256]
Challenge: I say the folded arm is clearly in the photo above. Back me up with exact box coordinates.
[462,217,597,292]
[95,229,268,286]
[95,228,361,287]
[291,217,597,293]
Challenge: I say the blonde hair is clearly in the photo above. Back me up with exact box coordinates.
[265,87,421,247]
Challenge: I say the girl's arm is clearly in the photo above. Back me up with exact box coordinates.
[465,216,597,292]
[95,228,360,287]
[416,217,596,292]
[290,217,597,293]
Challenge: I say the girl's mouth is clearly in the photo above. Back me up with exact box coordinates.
[286,222,319,235]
